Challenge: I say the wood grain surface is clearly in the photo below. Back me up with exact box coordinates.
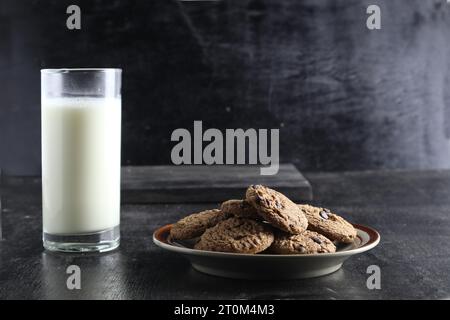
[122,164,312,202]
[0,164,312,203]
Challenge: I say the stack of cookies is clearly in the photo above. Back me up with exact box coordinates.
[169,185,357,254]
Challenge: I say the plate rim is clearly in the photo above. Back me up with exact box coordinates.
[153,223,380,258]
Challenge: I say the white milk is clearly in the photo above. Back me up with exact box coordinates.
[41,97,121,234]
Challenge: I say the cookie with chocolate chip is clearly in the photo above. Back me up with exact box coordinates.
[246,185,308,234]
[220,199,261,220]
[170,209,230,240]
[269,230,336,254]
[194,217,274,254]
[298,204,357,243]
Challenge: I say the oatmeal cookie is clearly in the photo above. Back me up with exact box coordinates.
[298,204,357,243]
[220,199,260,220]
[269,230,336,254]
[245,185,308,234]
[170,209,230,240]
[194,217,274,254]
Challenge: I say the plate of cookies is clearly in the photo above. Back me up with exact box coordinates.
[153,185,380,279]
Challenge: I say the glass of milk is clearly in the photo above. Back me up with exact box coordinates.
[41,68,121,252]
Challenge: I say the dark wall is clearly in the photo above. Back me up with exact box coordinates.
[1,0,450,175]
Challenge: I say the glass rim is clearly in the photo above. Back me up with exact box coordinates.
[41,68,122,74]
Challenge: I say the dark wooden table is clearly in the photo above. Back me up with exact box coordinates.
[1,169,449,299]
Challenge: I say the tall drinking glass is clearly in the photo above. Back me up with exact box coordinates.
[41,68,121,252]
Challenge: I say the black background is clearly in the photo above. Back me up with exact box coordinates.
[1,0,450,175]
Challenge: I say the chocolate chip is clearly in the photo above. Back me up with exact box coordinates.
[311,236,322,244]
[319,211,329,220]
[274,200,283,209]
[298,246,306,253]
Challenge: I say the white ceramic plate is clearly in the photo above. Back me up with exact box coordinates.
[153,223,380,279]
